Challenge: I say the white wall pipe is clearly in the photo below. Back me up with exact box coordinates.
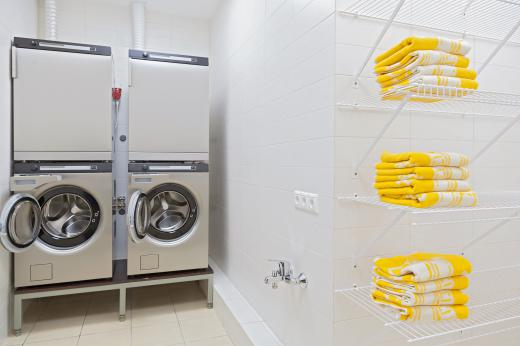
[44,0,57,40]
[132,2,146,50]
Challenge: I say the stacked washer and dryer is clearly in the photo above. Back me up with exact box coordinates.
[0,38,210,288]
[126,50,210,275]
[1,38,113,287]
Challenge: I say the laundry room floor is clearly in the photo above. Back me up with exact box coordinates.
[3,282,232,346]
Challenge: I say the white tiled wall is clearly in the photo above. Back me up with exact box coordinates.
[209,0,336,344]
[49,0,210,259]
[333,1,520,345]
[0,1,38,343]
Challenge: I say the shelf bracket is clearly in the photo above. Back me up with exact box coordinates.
[472,111,520,165]
[353,94,410,176]
[462,209,520,253]
[350,0,405,87]
[354,209,407,264]
[477,18,520,74]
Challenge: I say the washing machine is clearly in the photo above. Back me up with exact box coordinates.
[0,162,113,287]
[12,37,112,161]
[126,162,208,275]
[128,49,209,161]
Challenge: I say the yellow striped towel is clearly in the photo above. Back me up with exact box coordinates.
[380,191,478,208]
[372,296,469,321]
[373,276,470,293]
[375,37,471,68]
[375,180,471,195]
[378,152,470,168]
[375,50,470,75]
[375,167,470,181]
[381,76,479,94]
[372,288,469,307]
[377,65,477,86]
[374,253,472,283]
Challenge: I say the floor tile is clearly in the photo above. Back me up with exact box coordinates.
[3,300,45,345]
[180,316,226,342]
[131,295,177,328]
[174,300,215,321]
[185,336,234,346]
[25,303,87,343]
[131,322,184,346]
[81,293,131,335]
[24,336,79,346]
[77,329,131,346]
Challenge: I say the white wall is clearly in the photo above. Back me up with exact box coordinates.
[0,1,38,342]
[210,0,336,344]
[333,0,520,345]
[48,0,210,259]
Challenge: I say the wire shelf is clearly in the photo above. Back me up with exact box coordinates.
[338,195,520,214]
[337,84,520,118]
[338,286,520,343]
[340,0,520,43]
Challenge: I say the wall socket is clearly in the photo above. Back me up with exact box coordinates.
[294,190,319,214]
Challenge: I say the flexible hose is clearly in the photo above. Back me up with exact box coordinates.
[132,2,146,50]
[44,0,57,40]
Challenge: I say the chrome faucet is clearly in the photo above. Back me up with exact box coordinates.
[264,259,308,289]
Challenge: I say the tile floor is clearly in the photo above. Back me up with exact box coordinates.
[3,282,233,346]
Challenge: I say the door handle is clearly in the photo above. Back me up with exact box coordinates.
[10,175,62,192]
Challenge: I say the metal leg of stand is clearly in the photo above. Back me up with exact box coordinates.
[119,288,126,321]
[13,295,23,336]
[207,277,214,309]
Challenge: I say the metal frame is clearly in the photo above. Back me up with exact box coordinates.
[13,270,213,336]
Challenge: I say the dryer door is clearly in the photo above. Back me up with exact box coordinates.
[0,194,42,253]
[127,191,151,243]
[146,183,198,243]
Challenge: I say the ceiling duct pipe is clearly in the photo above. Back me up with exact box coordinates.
[44,0,57,40]
[132,2,146,50]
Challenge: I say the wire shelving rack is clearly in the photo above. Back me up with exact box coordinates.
[337,286,520,343]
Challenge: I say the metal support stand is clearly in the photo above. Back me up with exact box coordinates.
[12,261,214,334]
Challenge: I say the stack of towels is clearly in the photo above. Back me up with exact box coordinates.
[375,151,478,208]
[372,253,472,321]
[373,37,478,101]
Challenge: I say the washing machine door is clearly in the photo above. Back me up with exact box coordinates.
[127,190,151,243]
[146,183,198,243]
[0,194,42,253]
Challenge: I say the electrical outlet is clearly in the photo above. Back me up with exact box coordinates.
[294,190,319,214]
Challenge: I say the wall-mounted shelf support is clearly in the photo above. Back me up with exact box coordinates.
[346,0,405,87]
[477,18,520,74]
[352,94,410,176]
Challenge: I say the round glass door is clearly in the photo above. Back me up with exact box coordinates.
[147,183,198,241]
[127,190,151,243]
[0,194,41,253]
[38,186,101,249]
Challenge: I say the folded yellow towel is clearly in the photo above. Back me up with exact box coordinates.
[377,66,477,86]
[380,191,478,208]
[381,76,479,94]
[373,275,470,293]
[372,296,469,321]
[375,50,470,75]
[375,180,471,195]
[375,167,470,181]
[372,288,469,307]
[378,152,470,168]
[375,37,471,68]
[374,253,472,283]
